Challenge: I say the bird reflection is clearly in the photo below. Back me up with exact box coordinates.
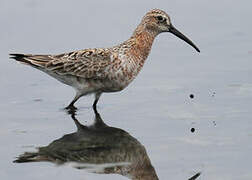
[14,108,159,180]
[14,109,200,180]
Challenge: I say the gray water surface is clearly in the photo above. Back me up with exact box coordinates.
[1,0,252,179]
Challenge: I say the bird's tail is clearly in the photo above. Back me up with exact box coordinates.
[9,53,52,68]
[14,152,45,163]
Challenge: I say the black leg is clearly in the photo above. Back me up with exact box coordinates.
[65,92,81,110]
[92,99,98,112]
[65,100,78,110]
[92,92,102,111]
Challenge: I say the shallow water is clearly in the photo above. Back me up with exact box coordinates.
[1,0,252,179]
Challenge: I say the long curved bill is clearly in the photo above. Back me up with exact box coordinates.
[169,24,200,52]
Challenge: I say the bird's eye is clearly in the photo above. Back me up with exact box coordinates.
[156,16,165,22]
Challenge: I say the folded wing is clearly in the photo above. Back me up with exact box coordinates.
[10,48,112,79]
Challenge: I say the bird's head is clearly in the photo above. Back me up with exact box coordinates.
[140,9,200,52]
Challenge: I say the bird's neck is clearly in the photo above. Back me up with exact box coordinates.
[128,26,158,64]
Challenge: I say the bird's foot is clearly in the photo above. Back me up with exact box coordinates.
[65,105,77,115]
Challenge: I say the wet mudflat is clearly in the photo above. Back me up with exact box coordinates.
[1,0,252,180]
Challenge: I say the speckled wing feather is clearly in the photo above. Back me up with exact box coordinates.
[10,48,112,79]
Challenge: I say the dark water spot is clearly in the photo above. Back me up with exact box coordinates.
[191,128,195,133]
[189,94,194,99]
[213,121,216,126]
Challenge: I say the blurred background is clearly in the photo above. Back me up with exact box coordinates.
[0,0,252,179]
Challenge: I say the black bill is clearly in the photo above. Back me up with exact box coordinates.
[169,24,200,52]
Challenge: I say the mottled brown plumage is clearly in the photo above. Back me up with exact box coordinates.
[10,9,200,109]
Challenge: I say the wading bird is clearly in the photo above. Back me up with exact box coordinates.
[10,9,200,110]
